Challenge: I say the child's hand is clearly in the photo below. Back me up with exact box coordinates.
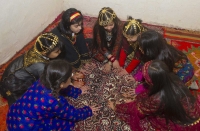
[107,100,115,110]
[112,60,120,69]
[122,88,135,98]
[89,105,101,115]
[102,62,112,73]
[72,81,84,88]
[118,68,128,76]
[72,71,84,80]
[124,98,134,103]
[80,86,89,94]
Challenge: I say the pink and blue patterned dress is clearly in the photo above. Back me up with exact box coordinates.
[6,81,92,131]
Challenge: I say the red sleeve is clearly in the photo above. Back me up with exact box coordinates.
[119,48,127,67]
[125,59,140,73]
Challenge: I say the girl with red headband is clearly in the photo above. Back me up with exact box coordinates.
[51,8,90,69]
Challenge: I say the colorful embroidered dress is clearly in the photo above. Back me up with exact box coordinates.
[115,91,200,131]
[91,22,123,62]
[6,81,92,131]
[173,58,195,87]
[119,38,145,94]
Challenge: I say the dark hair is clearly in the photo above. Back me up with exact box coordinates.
[40,59,72,99]
[148,60,197,124]
[35,33,63,57]
[92,7,121,51]
[123,16,143,36]
[58,8,83,37]
[138,30,187,71]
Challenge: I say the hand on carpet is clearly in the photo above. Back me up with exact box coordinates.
[71,71,85,87]
[80,86,90,94]
[107,100,115,110]
[102,62,112,73]
[122,88,135,98]
[112,60,120,69]
[124,75,136,82]
[89,105,101,115]
[117,68,129,76]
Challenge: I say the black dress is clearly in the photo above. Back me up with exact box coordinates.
[0,48,49,106]
[51,27,91,69]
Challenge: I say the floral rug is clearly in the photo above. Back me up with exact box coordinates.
[68,60,136,131]
[0,13,200,131]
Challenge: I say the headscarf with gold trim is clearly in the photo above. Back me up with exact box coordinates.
[24,33,59,67]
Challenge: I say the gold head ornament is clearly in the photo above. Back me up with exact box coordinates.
[34,33,59,55]
[98,7,116,26]
[123,19,145,38]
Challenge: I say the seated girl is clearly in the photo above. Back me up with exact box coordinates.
[108,60,200,131]
[0,33,62,106]
[119,16,146,75]
[6,59,99,131]
[90,7,123,72]
[118,17,147,93]
[138,30,198,89]
[51,8,91,69]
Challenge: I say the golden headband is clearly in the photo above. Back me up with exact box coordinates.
[34,33,59,55]
[70,12,81,22]
[123,19,145,38]
[99,8,116,26]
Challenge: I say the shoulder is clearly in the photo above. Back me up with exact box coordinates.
[50,26,62,38]
[3,55,24,74]
[77,33,85,39]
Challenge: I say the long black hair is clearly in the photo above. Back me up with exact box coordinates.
[58,8,83,38]
[138,30,187,71]
[40,59,72,99]
[92,7,121,51]
[148,60,197,124]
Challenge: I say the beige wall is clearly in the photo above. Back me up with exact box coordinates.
[64,0,200,31]
[0,0,63,65]
[0,0,199,65]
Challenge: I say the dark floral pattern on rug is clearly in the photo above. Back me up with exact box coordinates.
[67,59,137,131]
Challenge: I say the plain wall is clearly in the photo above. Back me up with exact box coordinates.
[64,0,200,31]
[0,0,199,65]
[0,0,63,65]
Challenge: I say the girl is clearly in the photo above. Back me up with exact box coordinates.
[90,7,123,72]
[51,8,90,69]
[0,33,62,106]
[119,17,146,75]
[138,30,197,88]
[109,60,200,131]
[6,59,99,131]
[118,17,147,94]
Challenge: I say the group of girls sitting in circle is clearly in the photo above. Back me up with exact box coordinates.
[1,6,200,131]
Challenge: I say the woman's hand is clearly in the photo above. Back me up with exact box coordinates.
[72,71,85,87]
[89,105,101,115]
[80,86,89,94]
[102,62,112,73]
[107,100,115,110]
[122,88,135,98]
[112,60,120,69]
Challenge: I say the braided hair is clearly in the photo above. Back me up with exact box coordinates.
[40,59,72,100]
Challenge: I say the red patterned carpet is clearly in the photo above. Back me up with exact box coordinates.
[0,13,200,131]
